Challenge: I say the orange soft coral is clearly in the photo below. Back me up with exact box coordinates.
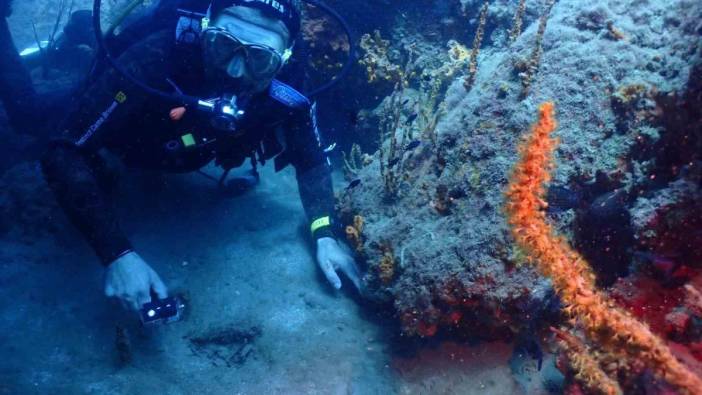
[552,327,623,395]
[378,243,395,285]
[504,102,702,393]
[345,215,365,253]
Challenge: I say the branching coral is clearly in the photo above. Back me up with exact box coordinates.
[421,40,472,88]
[301,8,350,52]
[378,87,406,199]
[552,327,623,395]
[519,0,555,98]
[359,30,403,83]
[343,143,369,180]
[509,0,527,44]
[504,102,702,393]
[447,40,471,65]
[364,34,463,185]
[464,0,490,91]
[378,243,395,285]
[345,215,365,253]
[417,41,464,141]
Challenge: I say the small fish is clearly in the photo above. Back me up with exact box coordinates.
[528,340,544,371]
[405,113,418,125]
[440,17,457,27]
[513,336,544,371]
[546,185,582,213]
[346,179,362,190]
[401,99,410,106]
[388,157,400,167]
[405,140,421,151]
[588,189,628,218]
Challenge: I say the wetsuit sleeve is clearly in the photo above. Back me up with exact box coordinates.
[42,142,133,265]
[0,16,38,133]
[285,102,336,240]
[58,31,169,151]
[42,70,142,265]
[41,32,169,265]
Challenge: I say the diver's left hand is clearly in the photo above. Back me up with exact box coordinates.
[316,237,362,292]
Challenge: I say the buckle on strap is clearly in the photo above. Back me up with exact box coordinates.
[269,79,310,110]
[175,9,207,45]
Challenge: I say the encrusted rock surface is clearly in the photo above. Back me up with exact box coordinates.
[339,0,701,337]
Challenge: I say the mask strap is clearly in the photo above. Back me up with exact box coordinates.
[282,48,293,64]
[281,36,296,64]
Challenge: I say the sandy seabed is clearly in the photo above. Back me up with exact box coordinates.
[0,163,548,394]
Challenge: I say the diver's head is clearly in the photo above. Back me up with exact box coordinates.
[203,0,302,93]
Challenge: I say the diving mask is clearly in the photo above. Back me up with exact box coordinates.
[201,26,292,79]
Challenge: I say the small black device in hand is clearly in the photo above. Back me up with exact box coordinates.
[139,296,184,326]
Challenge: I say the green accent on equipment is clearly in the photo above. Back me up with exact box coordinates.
[181,133,196,147]
[115,91,127,103]
[310,216,331,235]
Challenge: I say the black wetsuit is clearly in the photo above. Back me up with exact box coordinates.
[0,0,38,133]
[41,29,336,265]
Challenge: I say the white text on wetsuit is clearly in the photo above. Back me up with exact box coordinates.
[242,0,285,14]
[76,100,119,146]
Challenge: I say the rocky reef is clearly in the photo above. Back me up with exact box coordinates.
[336,0,702,388]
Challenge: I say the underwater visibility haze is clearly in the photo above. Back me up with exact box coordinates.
[0,0,701,393]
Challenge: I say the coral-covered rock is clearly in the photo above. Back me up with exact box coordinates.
[633,186,702,268]
[666,310,692,338]
[341,0,702,343]
[609,273,687,335]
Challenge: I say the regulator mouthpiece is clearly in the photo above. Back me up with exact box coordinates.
[198,95,246,132]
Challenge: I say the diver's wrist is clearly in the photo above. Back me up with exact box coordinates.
[312,227,334,241]
[310,215,333,240]
[106,249,135,267]
[316,237,336,250]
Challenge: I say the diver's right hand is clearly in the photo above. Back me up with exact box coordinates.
[104,251,168,311]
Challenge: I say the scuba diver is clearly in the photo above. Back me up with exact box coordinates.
[41,0,362,311]
[0,0,39,134]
